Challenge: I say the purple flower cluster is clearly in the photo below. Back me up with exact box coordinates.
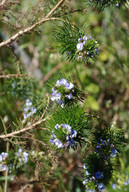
[15,148,29,163]
[49,124,77,148]
[0,152,8,172]
[51,79,74,107]
[0,149,29,172]
[95,138,117,158]
[22,99,37,119]
[76,35,99,61]
[83,163,105,192]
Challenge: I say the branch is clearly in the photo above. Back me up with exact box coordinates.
[0,0,20,10]
[0,0,65,48]
[0,74,27,78]
[0,0,6,5]
[0,117,49,139]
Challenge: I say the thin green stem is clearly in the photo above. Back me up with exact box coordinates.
[73,60,83,89]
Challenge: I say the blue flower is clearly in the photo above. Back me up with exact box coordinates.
[0,164,7,171]
[56,78,74,90]
[1,152,8,159]
[88,36,92,40]
[95,145,101,153]
[15,148,29,164]
[65,93,73,99]
[95,48,99,54]
[23,152,29,163]
[56,78,67,86]
[51,87,61,101]
[124,180,129,186]
[56,79,74,90]
[31,107,37,114]
[78,38,82,42]
[25,99,32,107]
[54,139,64,148]
[98,183,105,191]
[67,139,75,146]
[83,35,88,41]
[0,152,8,172]
[65,82,74,90]
[0,152,8,163]
[23,113,30,119]
[95,171,104,179]
[22,99,37,120]
[83,179,89,185]
[76,42,84,51]
[111,148,117,157]
[62,124,72,132]
[85,170,90,175]
[55,124,60,129]
[100,139,105,145]
[71,129,77,138]
[115,3,119,7]
[83,163,88,170]
[112,183,116,190]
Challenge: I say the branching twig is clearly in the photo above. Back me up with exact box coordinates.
[0,0,20,10]
[0,0,65,48]
[0,74,27,78]
[0,117,49,139]
[0,0,6,6]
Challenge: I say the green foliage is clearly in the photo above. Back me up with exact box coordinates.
[47,105,89,137]
[53,21,82,61]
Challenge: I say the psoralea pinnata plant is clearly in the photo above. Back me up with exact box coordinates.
[0,0,128,191]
